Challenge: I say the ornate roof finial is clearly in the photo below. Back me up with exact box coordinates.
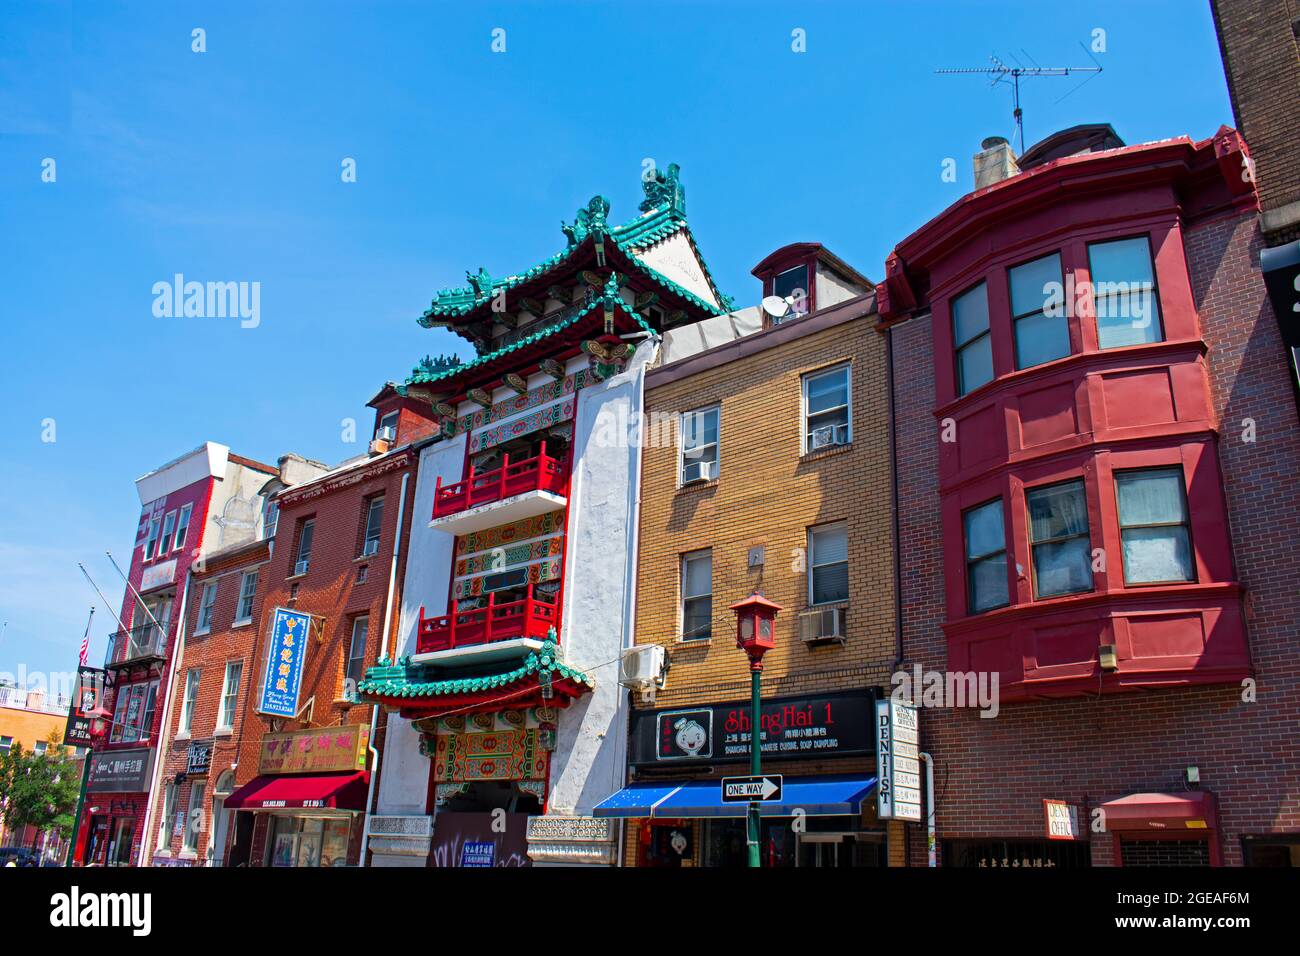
[639,162,685,215]
[466,267,493,300]
[562,195,612,246]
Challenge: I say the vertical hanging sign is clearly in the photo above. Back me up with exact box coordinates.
[258,607,312,718]
[876,698,922,822]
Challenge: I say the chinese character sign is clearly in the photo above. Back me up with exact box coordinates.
[258,608,312,718]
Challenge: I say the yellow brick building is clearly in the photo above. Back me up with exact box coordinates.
[612,271,906,867]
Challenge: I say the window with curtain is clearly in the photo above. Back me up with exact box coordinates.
[808,522,849,605]
[1116,468,1193,584]
[964,499,1009,613]
[953,283,993,395]
[1088,236,1163,349]
[681,550,712,641]
[1027,480,1093,598]
[1010,253,1069,369]
[218,661,242,730]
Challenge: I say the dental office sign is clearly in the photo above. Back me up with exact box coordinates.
[876,699,922,822]
[258,608,312,718]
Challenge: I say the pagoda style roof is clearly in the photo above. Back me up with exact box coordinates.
[357,637,593,719]
[418,164,732,328]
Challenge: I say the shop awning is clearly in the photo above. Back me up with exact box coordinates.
[1097,791,1217,831]
[224,772,369,812]
[594,775,877,819]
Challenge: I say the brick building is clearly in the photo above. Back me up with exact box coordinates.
[877,124,1300,866]
[596,246,902,867]
[77,443,278,867]
[147,537,272,866]
[223,415,430,868]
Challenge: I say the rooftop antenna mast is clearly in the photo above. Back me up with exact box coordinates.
[936,48,1103,154]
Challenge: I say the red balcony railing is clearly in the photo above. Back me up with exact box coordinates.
[431,443,567,521]
[416,586,560,654]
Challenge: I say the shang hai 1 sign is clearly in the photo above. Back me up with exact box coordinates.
[876,699,922,822]
[258,607,312,718]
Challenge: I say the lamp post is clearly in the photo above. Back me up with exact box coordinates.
[730,593,782,868]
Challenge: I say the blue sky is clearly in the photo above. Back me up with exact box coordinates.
[0,0,1232,682]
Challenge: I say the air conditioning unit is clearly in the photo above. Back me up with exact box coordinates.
[619,645,666,701]
[362,539,380,557]
[809,423,849,451]
[376,425,397,443]
[681,458,717,485]
[799,605,847,645]
[294,559,310,576]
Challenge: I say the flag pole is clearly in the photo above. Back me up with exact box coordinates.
[65,606,96,867]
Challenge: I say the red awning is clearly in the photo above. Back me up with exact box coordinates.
[1098,791,1217,831]
[224,772,369,811]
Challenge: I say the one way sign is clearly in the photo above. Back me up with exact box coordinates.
[721,774,783,803]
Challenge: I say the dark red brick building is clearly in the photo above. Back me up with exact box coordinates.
[878,124,1300,866]
[224,406,432,868]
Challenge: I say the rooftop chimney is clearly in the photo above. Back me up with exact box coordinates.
[973,135,1020,190]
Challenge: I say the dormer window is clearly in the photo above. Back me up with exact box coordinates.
[773,264,811,316]
[376,411,398,443]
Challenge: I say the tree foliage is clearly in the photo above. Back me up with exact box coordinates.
[0,729,81,846]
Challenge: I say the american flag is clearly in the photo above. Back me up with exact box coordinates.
[78,633,89,666]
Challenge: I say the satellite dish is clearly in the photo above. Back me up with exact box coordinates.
[761,295,790,319]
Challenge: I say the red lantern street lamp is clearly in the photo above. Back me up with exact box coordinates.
[730,593,782,867]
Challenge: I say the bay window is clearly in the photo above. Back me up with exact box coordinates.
[1116,468,1193,584]
[964,499,1009,613]
[1027,480,1093,598]
[1089,236,1163,349]
[953,283,992,395]
[1010,252,1069,369]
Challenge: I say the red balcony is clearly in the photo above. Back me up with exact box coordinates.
[416,586,560,656]
[431,444,567,528]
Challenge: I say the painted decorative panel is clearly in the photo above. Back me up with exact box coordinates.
[432,728,548,783]
[446,369,598,439]
[455,511,566,556]
[469,395,577,453]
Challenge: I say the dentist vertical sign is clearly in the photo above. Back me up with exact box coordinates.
[258,608,312,718]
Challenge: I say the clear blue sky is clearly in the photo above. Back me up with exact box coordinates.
[0,1,1232,682]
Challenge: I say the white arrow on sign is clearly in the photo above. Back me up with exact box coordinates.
[721,774,783,801]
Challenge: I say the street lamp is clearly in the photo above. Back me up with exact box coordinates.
[730,593,782,868]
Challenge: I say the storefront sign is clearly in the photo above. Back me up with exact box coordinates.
[460,841,496,867]
[1044,800,1080,840]
[629,690,875,766]
[876,699,922,822]
[87,747,154,793]
[257,607,312,718]
[63,666,107,747]
[140,558,177,592]
[259,724,369,774]
[186,740,213,776]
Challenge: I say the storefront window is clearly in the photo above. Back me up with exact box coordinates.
[701,818,882,868]
[267,816,352,867]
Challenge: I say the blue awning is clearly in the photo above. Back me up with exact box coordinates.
[594,775,877,819]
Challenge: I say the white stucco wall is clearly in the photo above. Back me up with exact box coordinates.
[547,346,656,815]
[372,434,465,825]
[635,231,721,309]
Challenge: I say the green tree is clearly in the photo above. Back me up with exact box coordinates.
[0,730,81,850]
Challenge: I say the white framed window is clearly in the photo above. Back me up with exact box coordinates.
[235,571,257,624]
[295,519,315,575]
[173,503,192,552]
[0,736,12,752]
[679,406,720,484]
[160,781,177,849]
[183,781,206,853]
[361,497,384,556]
[680,550,712,641]
[377,411,399,442]
[179,669,201,735]
[1116,467,1193,585]
[262,501,279,541]
[953,282,992,396]
[143,517,160,560]
[803,365,851,453]
[808,522,849,605]
[158,511,177,555]
[217,661,242,730]
[346,616,369,694]
[196,582,218,634]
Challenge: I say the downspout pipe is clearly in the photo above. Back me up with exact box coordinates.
[360,469,409,866]
[920,750,937,867]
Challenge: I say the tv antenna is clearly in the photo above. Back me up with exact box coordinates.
[936,47,1103,154]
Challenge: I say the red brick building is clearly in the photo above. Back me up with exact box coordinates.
[224,405,433,868]
[878,124,1300,866]
[77,443,278,867]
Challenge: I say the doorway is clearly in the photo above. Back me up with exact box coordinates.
[797,832,883,867]
[209,771,235,866]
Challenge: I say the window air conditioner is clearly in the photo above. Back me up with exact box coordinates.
[362,539,380,557]
[376,425,397,443]
[682,459,717,484]
[809,423,849,451]
[799,605,847,645]
[294,559,310,576]
[619,645,666,699]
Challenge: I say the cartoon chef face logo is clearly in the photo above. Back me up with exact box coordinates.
[673,718,708,756]
[670,829,688,856]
